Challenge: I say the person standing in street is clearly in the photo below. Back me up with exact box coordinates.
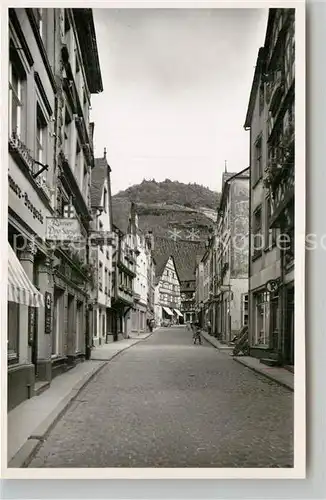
[193,321,202,345]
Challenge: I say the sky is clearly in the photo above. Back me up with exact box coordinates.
[91,8,268,196]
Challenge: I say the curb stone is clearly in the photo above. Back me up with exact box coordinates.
[8,334,154,469]
[232,356,294,392]
[201,330,294,392]
[200,331,233,352]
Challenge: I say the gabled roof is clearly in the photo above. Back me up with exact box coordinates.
[154,254,181,286]
[91,156,111,208]
[72,9,103,94]
[152,237,204,283]
[218,167,250,214]
[244,10,275,129]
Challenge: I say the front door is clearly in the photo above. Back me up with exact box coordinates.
[284,286,295,366]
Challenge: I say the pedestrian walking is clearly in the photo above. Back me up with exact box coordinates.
[207,320,212,336]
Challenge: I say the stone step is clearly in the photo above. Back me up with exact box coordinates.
[33,380,50,397]
[260,358,280,367]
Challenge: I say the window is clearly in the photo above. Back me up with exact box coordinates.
[99,221,103,252]
[253,137,263,184]
[284,19,295,92]
[9,59,23,137]
[252,206,262,258]
[34,8,43,37]
[99,262,103,291]
[253,291,269,346]
[241,293,249,327]
[64,110,72,160]
[75,141,81,176]
[105,268,108,294]
[64,10,70,33]
[83,163,88,202]
[7,301,19,364]
[36,104,47,168]
[265,196,277,250]
[103,188,107,213]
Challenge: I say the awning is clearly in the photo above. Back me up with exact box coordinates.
[162,306,173,316]
[8,243,44,307]
[174,309,183,317]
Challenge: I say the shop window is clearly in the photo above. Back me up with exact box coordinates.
[253,291,270,346]
[76,301,83,352]
[7,302,19,364]
[52,288,64,356]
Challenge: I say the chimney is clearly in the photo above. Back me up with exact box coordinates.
[104,147,107,159]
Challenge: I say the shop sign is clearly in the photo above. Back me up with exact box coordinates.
[44,291,52,335]
[46,218,82,242]
[88,231,115,246]
[8,164,50,238]
[28,307,35,346]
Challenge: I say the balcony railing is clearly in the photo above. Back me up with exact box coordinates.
[9,131,52,201]
[269,164,294,228]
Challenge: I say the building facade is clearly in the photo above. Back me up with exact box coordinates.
[50,8,103,373]
[195,257,204,324]
[180,280,196,324]
[111,225,136,340]
[90,152,114,347]
[154,256,182,326]
[7,8,102,410]
[244,8,295,367]
[214,169,250,343]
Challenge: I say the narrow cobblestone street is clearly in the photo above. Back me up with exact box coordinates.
[29,327,293,468]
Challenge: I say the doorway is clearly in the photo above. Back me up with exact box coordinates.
[52,287,64,357]
[284,286,294,367]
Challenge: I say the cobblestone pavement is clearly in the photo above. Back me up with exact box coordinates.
[29,327,294,468]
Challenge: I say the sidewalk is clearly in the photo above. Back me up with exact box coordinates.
[232,356,294,391]
[201,330,294,392]
[200,330,234,352]
[7,331,155,468]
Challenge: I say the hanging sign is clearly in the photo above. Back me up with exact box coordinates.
[46,217,82,242]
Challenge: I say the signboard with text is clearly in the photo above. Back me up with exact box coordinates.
[46,218,82,242]
[44,292,52,335]
[88,231,116,246]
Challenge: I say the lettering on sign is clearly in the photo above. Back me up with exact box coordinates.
[8,175,44,224]
[28,306,35,345]
[46,218,82,242]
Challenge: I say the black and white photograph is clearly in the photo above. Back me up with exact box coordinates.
[2,0,305,479]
